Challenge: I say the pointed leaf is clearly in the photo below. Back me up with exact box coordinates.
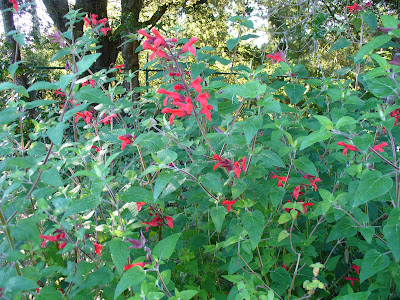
[360,249,389,282]
[210,206,227,233]
[242,210,264,249]
[353,171,393,207]
[153,233,181,260]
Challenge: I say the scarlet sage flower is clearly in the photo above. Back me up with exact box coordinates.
[114,64,124,73]
[54,89,65,97]
[100,113,117,125]
[222,200,237,213]
[100,27,111,36]
[82,78,96,87]
[164,216,174,229]
[98,18,108,26]
[266,50,285,64]
[118,134,135,151]
[212,155,247,178]
[75,111,92,124]
[91,145,100,152]
[293,186,301,200]
[344,277,359,286]
[337,141,359,156]
[303,175,322,192]
[94,243,103,255]
[8,0,18,11]
[352,265,360,275]
[84,16,91,27]
[373,142,388,152]
[272,175,288,187]
[174,83,185,91]
[91,14,98,25]
[136,202,146,211]
[180,37,198,56]
[302,202,314,214]
[123,262,148,271]
[40,233,66,248]
[346,3,362,13]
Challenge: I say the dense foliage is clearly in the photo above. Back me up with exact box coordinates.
[2,1,400,299]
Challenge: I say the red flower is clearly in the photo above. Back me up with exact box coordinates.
[40,233,66,248]
[100,113,117,125]
[92,145,100,152]
[352,265,360,275]
[222,200,237,213]
[123,262,148,271]
[302,202,314,214]
[303,175,322,192]
[200,104,213,122]
[174,83,185,91]
[266,50,285,64]
[98,18,108,26]
[282,263,288,271]
[75,111,92,124]
[337,141,359,156]
[118,134,135,151]
[181,37,198,56]
[191,77,203,94]
[142,216,163,227]
[58,242,67,249]
[372,142,388,153]
[138,28,173,61]
[164,216,174,229]
[344,277,359,286]
[8,0,18,12]
[293,186,301,200]
[84,16,91,27]
[94,243,103,255]
[159,88,193,125]
[91,14,98,26]
[212,155,246,178]
[54,89,65,97]
[272,175,288,187]
[346,3,362,13]
[100,27,111,36]
[114,64,124,73]
[82,78,96,88]
[137,202,146,211]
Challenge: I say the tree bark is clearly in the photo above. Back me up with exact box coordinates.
[0,0,29,94]
[41,0,69,33]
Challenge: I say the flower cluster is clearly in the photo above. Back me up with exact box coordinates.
[118,134,135,151]
[82,78,96,88]
[75,111,92,124]
[266,49,285,64]
[212,155,247,178]
[345,1,371,14]
[100,113,117,125]
[222,199,237,213]
[337,141,359,156]
[390,108,400,125]
[84,14,111,36]
[344,264,360,286]
[40,231,67,250]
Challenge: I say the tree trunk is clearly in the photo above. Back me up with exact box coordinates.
[0,0,29,95]
[41,0,69,33]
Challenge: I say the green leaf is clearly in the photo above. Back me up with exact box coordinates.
[352,134,373,153]
[354,35,392,62]
[153,233,181,260]
[359,226,374,244]
[51,48,70,62]
[242,210,264,249]
[76,53,101,75]
[278,213,292,224]
[362,11,377,30]
[300,129,332,151]
[6,276,38,291]
[383,214,400,260]
[157,149,178,164]
[153,170,174,200]
[0,107,23,124]
[353,171,393,207]
[336,116,357,129]
[199,172,222,194]
[243,115,263,144]
[134,132,167,152]
[293,156,318,177]
[10,217,41,245]
[25,100,58,109]
[326,217,357,242]
[41,167,64,187]
[241,34,259,40]
[121,186,154,204]
[365,77,396,98]
[329,38,351,53]
[314,115,333,130]
[227,37,240,51]
[210,206,227,233]
[260,149,285,168]
[285,83,306,104]
[63,196,101,219]
[108,238,130,275]
[27,81,59,92]
[47,122,68,146]
[114,267,146,299]
[381,15,400,28]
[360,249,390,282]
[0,82,29,97]
[13,32,25,45]
[278,230,289,242]
[74,86,113,105]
